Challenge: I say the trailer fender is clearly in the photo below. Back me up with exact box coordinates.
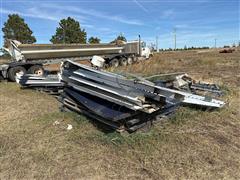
[0,64,9,79]
[9,62,41,68]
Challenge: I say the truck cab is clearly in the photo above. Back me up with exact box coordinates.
[141,42,153,59]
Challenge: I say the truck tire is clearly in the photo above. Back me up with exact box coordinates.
[28,65,44,76]
[8,66,27,82]
[110,58,119,68]
[127,57,133,65]
[120,57,128,66]
[0,75,4,82]
[133,56,138,62]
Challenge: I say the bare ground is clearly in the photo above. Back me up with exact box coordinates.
[0,49,239,179]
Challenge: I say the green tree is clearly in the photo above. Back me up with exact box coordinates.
[111,34,127,43]
[50,17,87,44]
[2,14,36,45]
[88,37,101,44]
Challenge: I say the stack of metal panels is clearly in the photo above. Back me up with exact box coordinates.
[59,88,178,132]
[59,60,225,132]
[16,73,64,94]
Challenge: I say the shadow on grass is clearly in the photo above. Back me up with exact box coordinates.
[37,103,225,148]
[62,105,217,147]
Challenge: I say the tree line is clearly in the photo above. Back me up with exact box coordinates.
[2,14,127,46]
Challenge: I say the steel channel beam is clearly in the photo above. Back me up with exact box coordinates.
[61,60,225,108]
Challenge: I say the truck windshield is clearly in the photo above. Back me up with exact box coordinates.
[141,42,146,48]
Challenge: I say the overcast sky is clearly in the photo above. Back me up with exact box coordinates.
[0,0,239,48]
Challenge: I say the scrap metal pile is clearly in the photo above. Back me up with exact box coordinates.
[16,60,225,132]
[144,73,223,97]
[59,60,224,132]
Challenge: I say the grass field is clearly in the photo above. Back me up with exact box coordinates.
[0,49,239,179]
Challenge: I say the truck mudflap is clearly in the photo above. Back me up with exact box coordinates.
[0,64,9,79]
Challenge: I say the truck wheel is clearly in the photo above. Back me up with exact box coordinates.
[103,63,109,69]
[110,58,119,68]
[8,66,27,82]
[133,56,138,62]
[127,57,133,65]
[120,57,128,66]
[0,75,4,81]
[28,65,44,76]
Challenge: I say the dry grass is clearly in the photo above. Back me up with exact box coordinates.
[0,49,240,179]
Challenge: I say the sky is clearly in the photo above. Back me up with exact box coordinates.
[0,0,239,49]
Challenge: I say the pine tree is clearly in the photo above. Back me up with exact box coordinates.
[50,17,87,44]
[2,14,36,45]
[111,34,127,43]
[88,37,101,44]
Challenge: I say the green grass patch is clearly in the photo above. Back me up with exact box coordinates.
[169,107,200,125]
[88,127,167,147]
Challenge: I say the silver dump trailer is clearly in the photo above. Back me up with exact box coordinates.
[1,36,153,81]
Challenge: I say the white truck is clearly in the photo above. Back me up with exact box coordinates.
[0,36,153,81]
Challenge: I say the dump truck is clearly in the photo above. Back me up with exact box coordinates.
[0,36,153,81]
